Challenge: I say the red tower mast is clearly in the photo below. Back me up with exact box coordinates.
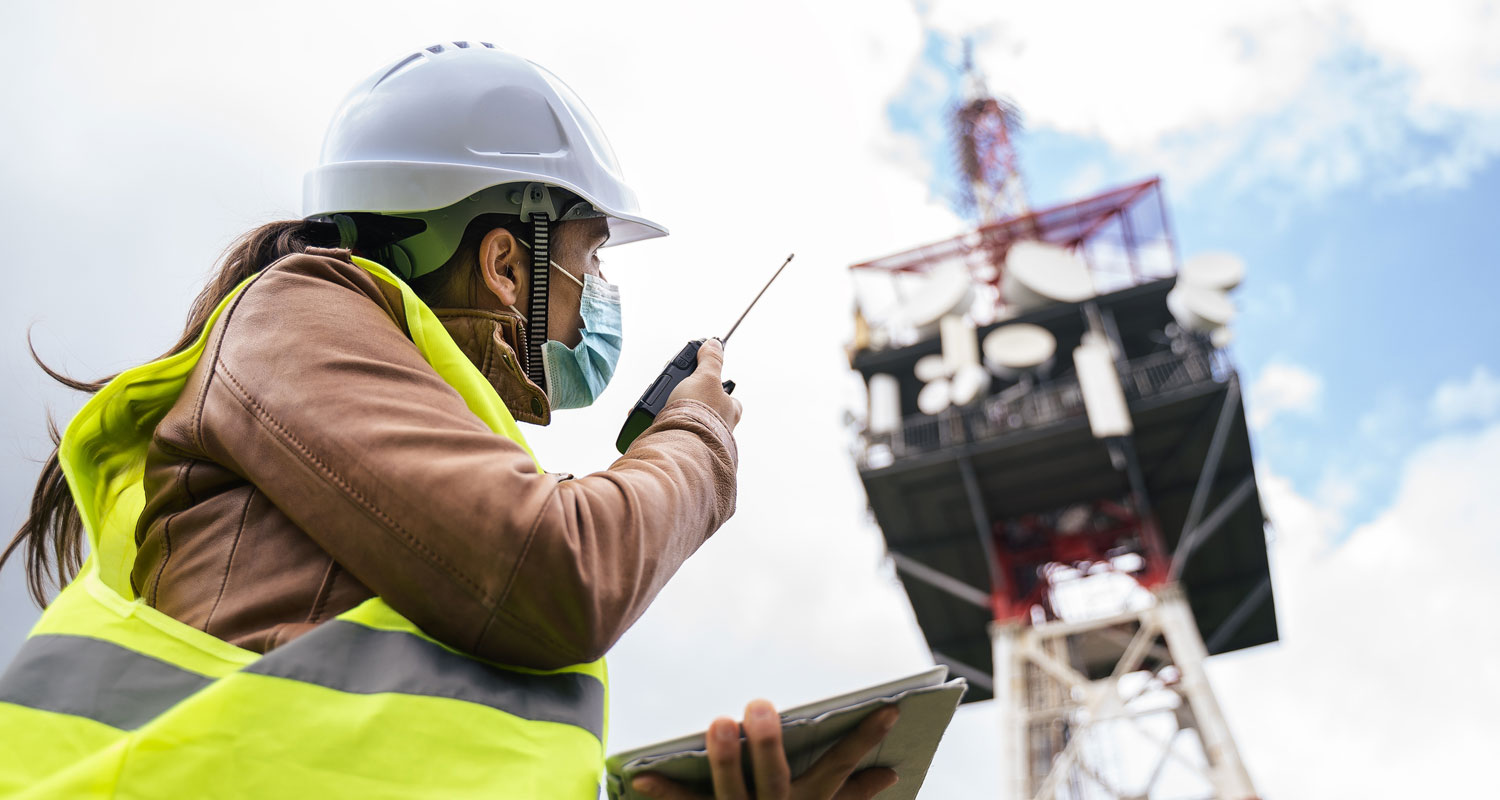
[954,40,1029,224]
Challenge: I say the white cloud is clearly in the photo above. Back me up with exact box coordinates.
[917,0,1500,196]
[1430,365,1500,425]
[1059,161,1109,200]
[1210,422,1500,798]
[1248,361,1324,429]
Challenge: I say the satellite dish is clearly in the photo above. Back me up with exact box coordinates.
[917,378,952,415]
[1002,241,1095,312]
[1166,285,1235,332]
[983,323,1057,370]
[1180,251,1245,291]
[914,353,950,382]
[950,364,992,406]
[895,261,975,335]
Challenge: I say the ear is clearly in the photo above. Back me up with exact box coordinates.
[478,227,523,308]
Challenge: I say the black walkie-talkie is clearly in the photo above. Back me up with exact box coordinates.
[615,254,795,453]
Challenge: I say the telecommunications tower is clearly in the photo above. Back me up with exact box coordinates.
[846,55,1274,799]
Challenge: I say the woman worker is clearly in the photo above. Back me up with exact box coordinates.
[0,43,897,799]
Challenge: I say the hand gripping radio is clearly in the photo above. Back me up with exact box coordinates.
[615,254,795,453]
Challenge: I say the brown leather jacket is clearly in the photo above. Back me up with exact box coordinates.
[131,248,737,669]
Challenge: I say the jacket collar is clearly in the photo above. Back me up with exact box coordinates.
[431,308,552,426]
[301,248,552,426]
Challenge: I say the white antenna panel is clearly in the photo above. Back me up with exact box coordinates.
[896,261,975,332]
[1073,332,1133,438]
[1210,326,1234,349]
[914,354,950,382]
[940,314,980,374]
[917,378,952,415]
[1180,251,1245,291]
[950,364,992,406]
[982,323,1057,370]
[1167,285,1236,332]
[867,373,902,434]
[1002,240,1095,312]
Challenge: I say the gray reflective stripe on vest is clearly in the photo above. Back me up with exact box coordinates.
[0,623,605,741]
[0,634,213,730]
[245,620,606,741]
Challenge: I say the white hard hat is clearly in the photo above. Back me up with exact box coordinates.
[303,41,667,278]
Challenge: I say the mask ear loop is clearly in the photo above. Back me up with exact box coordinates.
[550,260,585,288]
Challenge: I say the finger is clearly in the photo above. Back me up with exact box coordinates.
[730,398,743,427]
[632,772,707,800]
[705,717,750,800]
[799,705,899,792]
[832,768,899,800]
[695,338,724,380]
[743,699,790,800]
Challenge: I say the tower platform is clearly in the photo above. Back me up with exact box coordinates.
[852,279,1275,702]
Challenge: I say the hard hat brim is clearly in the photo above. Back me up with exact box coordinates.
[303,160,668,246]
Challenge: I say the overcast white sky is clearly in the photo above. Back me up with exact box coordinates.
[2,2,1497,797]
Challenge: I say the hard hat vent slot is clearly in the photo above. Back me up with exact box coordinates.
[427,44,445,54]
[481,42,496,48]
[453,41,470,48]
[373,53,426,89]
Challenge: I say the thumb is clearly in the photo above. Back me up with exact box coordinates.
[695,338,724,379]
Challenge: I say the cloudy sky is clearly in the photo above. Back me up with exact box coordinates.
[2,2,1496,797]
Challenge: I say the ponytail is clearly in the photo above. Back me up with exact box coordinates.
[1,219,338,607]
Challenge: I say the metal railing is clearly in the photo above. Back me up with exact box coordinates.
[856,344,1226,469]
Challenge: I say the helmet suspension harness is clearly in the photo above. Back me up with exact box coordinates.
[321,181,561,397]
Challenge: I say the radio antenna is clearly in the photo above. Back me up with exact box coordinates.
[722,254,795,345]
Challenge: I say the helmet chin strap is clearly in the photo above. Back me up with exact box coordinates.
[521,184,554,393]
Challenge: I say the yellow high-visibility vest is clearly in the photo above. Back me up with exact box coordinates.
[0,256,607,799]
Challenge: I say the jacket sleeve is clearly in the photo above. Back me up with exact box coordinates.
[194,255,737,669]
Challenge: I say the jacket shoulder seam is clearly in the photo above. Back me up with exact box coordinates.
[211,361,492,605]
[193,271,267,452]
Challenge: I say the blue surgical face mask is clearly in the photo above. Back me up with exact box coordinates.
[539,262,623,410]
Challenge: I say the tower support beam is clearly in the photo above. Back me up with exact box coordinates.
[959,454,1007,602]
[1171,475,1256,581]
[991,586,1258,799]
[890,552,992,611]
[1179,377,1241,541]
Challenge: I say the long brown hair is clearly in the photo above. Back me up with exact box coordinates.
[1,219,340,607]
